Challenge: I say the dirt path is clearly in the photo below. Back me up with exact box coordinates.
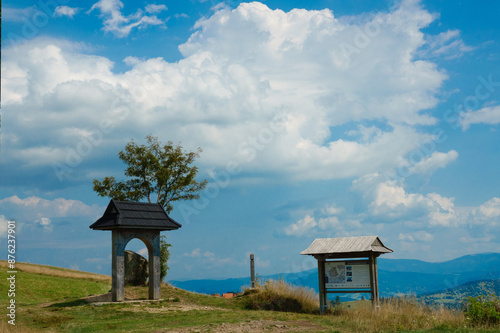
[161,319,324,332]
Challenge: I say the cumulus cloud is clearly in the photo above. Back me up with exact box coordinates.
[2,1,467,187]
[283,202,357,237]
[54,6,80,18]
[35,217,53,232]
[460,105,500,130]
[284,215,317,236]
[183,248,201,257]
[409,150,458,175]
[352,174,460,227]
[471,197,500,224]
[89,0,166,37]
[0,195,102,220]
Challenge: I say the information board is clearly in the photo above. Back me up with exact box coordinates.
[324,260,371,289]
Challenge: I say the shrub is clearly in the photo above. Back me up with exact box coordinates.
[463,294,500,326]
[243,278,318,314]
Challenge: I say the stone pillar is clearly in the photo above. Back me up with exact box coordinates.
[112,230,125,302]
[148,231,161,300]
[111,229,162,301]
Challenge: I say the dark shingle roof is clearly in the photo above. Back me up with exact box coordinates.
[90,199,182,231]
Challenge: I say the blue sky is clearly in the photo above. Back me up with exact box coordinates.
[1,0,500,281]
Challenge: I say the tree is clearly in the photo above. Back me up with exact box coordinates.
[159,235,171,281]
[93,135,208,281]
[92,135,208,213]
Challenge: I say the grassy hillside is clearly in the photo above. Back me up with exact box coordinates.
[1,261,499,332]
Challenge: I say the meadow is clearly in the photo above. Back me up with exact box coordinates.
[1,261,498,332]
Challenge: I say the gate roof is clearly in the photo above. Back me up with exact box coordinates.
[90,199,181,231]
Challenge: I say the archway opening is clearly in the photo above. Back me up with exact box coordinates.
[123,238,153,300]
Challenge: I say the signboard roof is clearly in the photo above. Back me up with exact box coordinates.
[300,236,392,256]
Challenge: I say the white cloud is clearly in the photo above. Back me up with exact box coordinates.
[2,6,38,22]
[317,216,340,230]
[3,1,462,184]
[138,247,148,256]
[183,248,201,257]
[0,216,11,237]
[35,217,53,232]
[353,175,460,227]
[145,4,167,14]
[460,105,500,130]
[203,251,215,258]
[0,195,102,220]
[398,230,434,242]
[421,29,474,59]
[283,201,355,237]
[54,6,80,18]
[321,204,344,216]
[183,248,237,268]
[410,150,458,175]
[89,0,165,38]
[284,215,317,236]
[471,197,500,225]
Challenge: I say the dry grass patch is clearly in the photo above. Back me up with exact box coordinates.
[244,279,319,314]
[332,296,465,332]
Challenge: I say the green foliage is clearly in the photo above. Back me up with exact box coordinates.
[463,294,500,326]
[93,135,207,213]
[160,235,171,281]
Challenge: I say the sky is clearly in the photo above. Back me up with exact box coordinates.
[1,0,500,281]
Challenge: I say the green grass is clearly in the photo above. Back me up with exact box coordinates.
[1,269,110,307]
[1,263,499,332]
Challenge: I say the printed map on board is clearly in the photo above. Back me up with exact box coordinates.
[327,262,345,283]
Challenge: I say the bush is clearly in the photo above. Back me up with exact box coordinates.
[463,295,500,326]
[243,278,318,314]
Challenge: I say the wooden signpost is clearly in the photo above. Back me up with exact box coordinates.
[301,236,392,313]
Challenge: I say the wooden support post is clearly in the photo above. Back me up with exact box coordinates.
[368,253,379,310]
[317,257,326,314]
[373,255,380,309]
[250,254,255,288]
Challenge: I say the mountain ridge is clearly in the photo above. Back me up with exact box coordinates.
[169,252,500,298]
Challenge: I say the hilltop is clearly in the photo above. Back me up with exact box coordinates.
[1,260,498,332]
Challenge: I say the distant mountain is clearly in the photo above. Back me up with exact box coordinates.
[417,279,500,309]
[169,252,500,299]
[378,252,500,275]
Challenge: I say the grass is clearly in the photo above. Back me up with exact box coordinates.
[243,278,319,313]
[328,296,466,333]
[1,261,499,332]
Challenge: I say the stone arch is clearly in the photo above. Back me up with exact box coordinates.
[112,230,161,301]
[90,200,181,302]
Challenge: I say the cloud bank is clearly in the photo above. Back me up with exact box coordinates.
[2,1,470,190]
